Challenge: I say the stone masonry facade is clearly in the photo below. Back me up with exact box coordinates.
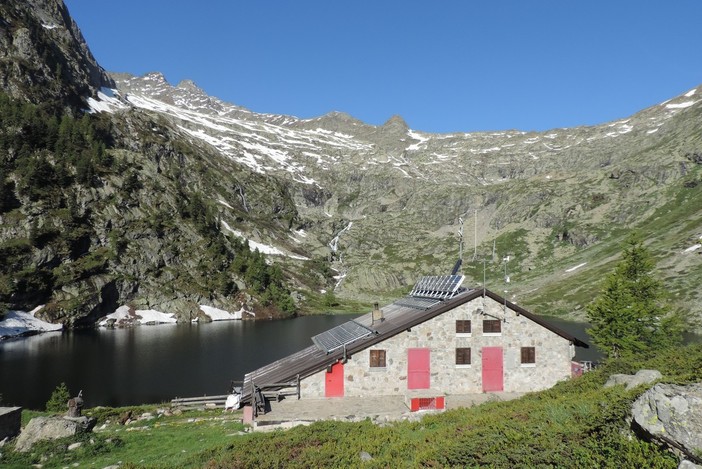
[300,295,575,398]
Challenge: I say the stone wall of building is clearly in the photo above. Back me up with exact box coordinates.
[300,295,575,398]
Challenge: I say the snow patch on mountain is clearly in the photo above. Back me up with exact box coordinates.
[98,306,177,327]
[665,101,697,109]
[0,306,62,339]
[407,130,430,151]
[87,88,127,114]
[565,263,587,273]
[220,221,309,260]
[198,305,245,321]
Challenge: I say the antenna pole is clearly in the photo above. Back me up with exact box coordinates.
[458,217,464,267]
[473,209,477,261]
[503,256,510,314]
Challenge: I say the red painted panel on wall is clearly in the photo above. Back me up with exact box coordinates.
[410,396,446,412]
[408,348,430,389]
[481,347,504,392]
[325,362,344,397]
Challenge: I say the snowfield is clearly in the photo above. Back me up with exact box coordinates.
[220,220,309,260]
[198,304,249,321]
[0,306,62,339]
[98,305,177,327]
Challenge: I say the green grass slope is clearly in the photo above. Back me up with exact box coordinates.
[4,344,701,468]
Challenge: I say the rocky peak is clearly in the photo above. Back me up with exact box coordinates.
[383,114,409,131]
[176,79,203,93]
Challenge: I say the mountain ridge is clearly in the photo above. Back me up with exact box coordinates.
[0,0,700,329]
[95,71,701,323]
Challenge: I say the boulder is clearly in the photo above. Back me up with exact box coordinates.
[605,369,662,390]
[14,416,96,452]
[679,460,702,469]
[631,383,702,464]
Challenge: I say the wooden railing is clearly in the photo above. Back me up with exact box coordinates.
[170,394,230,409]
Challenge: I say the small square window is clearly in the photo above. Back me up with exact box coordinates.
[456,320,471,334]
[455,347,471,365]
[521,347,536,364]
[483,319,502,334]
[370,349,386,368]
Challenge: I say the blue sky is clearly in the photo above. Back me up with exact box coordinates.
[65,1,702,133]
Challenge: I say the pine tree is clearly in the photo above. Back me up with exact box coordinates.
[586,234,685,359]
[46,382,71,413]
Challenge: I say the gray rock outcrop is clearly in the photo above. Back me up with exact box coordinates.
[0,0,113,108]
[631,383,702,464]
[14,416,96,452]
[604,369,662,390]
[679,460,702,469]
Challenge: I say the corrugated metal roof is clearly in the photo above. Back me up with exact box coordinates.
[240,287,588,403]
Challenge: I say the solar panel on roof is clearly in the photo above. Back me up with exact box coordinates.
[393,296,441,310]
[312,320,374,353]
[409,275,465,300]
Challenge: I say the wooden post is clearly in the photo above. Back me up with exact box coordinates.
[296,374,300,400]
[251,379,256,419]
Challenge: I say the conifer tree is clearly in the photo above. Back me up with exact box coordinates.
[586,234,684,359]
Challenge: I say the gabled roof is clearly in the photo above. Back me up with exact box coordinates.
[240,287,588,403]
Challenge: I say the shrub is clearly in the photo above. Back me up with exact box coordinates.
[45,382,70,413]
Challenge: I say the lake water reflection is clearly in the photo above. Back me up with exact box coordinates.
[1,314,600,410]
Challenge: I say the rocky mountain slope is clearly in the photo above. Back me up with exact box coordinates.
[0,0,307,326]
[101,71,702,322]
[1,0,700,328]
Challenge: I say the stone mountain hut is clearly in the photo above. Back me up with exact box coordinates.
[240,275,588,412]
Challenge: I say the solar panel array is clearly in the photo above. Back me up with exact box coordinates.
[409,275,465,300]
[393,296,441,310]
[312,320,374,353]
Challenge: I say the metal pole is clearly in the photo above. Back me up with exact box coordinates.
[458,217,464,270]
[473,209,477,261]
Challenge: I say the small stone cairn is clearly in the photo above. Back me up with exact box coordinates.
[67,390,84,418]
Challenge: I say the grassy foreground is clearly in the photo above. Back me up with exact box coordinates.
[3,344,702,468]
[3,406,246,468]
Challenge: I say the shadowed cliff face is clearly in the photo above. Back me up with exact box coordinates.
[0,0,112,110]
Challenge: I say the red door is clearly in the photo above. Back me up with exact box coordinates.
[325,362,344,397]
[482,347,504,392]
[408,348,431,389]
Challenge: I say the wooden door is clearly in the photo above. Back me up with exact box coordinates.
[325,362,344,397]
[481,347,504,392]
[407,348,431,389]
